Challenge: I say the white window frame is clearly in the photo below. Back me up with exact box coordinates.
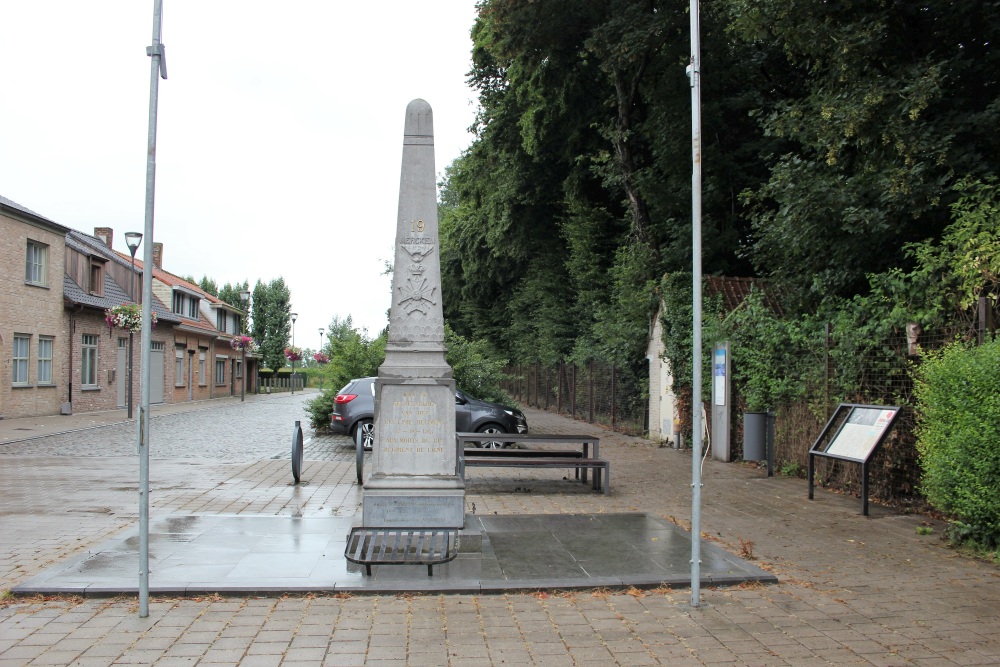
[25,241,47,286]
[37,336,54,385]
[175,346,185,387]
[13,335,30,385]
[81,334,98,388]
[215,357,226,385]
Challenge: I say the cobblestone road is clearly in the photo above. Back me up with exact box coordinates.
[0,393,351,463]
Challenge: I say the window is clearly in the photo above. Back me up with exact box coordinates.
[175,346,185,386]
[38,337,53,385]
[172,292,201,320]
[216,311,226,332]
[215,358,226,385]
[198,350,206,385]
[236,360,243,379]
[89,261,103,296]
[13,335,30,385]
[81,334,98,388]
[25,241,47,286]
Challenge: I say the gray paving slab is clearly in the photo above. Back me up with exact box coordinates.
[11,513,774,596]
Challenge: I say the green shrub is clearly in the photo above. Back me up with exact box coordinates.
[914,338,1000,548]
[306,388,337,431]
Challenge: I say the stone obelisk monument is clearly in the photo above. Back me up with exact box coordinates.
[361,99,465,529]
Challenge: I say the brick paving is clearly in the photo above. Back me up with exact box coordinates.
[1,390,999,665]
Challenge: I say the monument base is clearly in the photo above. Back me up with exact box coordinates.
[362,475,466,529]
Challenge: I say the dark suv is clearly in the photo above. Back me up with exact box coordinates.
[330,377,528,449]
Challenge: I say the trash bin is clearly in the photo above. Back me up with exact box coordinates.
[743,412,767,461]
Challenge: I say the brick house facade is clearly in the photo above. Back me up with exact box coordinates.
[0,196,70,420]
[63,229,180,414]
[2,192,259,420]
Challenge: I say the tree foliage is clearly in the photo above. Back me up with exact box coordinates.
[250,278,292,372]
[439,0,1000,427]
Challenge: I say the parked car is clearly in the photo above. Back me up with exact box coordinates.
[330,377,528,450]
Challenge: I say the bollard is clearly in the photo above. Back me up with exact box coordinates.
[291,420,304,484]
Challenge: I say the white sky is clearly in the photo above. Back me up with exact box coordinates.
[0,1,480,350]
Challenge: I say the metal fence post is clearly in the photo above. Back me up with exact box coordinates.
[571,363,576,418]
[589,360,595,423]
[611,364,617,431]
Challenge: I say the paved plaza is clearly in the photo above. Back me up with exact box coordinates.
[2,391,999,666]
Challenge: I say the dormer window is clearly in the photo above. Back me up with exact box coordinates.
[89,260,103,296]
[171,290,201,319]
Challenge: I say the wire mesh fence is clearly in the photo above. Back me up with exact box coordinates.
[503,361,648,436]
[754,318,984,508]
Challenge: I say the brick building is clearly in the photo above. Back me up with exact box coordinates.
[0,196,70,420]
[1,193,259,420]
[63,229,179,414]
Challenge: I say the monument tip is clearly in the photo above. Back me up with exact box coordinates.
[404,99,434,138]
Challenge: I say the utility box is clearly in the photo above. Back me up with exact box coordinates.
[711,342,731,461]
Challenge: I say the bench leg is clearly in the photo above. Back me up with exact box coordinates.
[365,563,372,576]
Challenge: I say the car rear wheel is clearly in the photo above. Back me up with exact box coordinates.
[356,419,374,451]
[474,423,507,449]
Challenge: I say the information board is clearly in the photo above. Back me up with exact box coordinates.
[808,403,902,515]
[819,407,898,461]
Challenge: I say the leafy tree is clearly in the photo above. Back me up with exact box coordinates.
[198,276,219,297]
[218,280,250,310]
[734,0,1000,309]
[250,278,291,372]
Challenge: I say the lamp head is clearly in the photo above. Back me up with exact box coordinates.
[291,312,298,324]
[239,289,251,304]
[124,231,143,256]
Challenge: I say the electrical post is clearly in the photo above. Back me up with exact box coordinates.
[138,0,167,618]
[688,0,703,608]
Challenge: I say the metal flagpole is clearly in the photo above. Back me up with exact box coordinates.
[139,0,167,618]
[688,0,704,608]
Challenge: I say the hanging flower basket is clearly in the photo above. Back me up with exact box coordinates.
[284,346,303,362]
[105,302,156,334]
[313,352,329,364]
[230,335,258,354]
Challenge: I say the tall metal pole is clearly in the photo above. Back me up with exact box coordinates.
[688,0,704,608]
[125,232,142,421]
[290,312,297,394]
[139,0,167,618]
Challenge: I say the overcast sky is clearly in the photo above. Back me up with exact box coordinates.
[1,1,480,351]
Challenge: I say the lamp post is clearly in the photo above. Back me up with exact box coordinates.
[290,312,298,394]
[318,328,325,390]
[239,289,250,401]
[124,231,143,420]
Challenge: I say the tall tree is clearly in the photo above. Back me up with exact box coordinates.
[733,0,1000,309]
[250,278,292,371]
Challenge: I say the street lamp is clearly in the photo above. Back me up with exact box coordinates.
[318,328,325,391]
[239,289,250,401]
[124,231,143,420]
[290,312,298,394]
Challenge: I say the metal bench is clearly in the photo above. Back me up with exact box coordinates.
[460,455,609,494]
[344,527,459,576]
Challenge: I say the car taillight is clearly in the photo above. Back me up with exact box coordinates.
[335,394,357,404]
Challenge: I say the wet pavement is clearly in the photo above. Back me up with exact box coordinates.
[1,390,999,666]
